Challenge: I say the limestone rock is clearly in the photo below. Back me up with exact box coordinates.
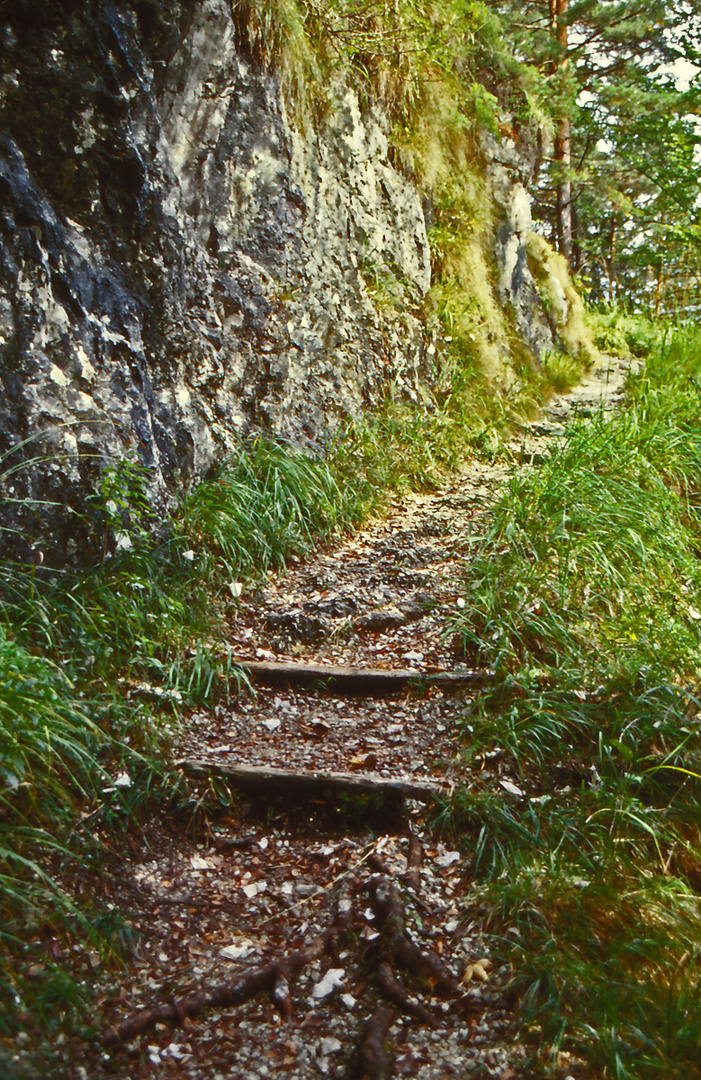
[0,1,572,565]
[483,129,555,359]
[0,1,437,563]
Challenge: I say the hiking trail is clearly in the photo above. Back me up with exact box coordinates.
[70,357,629,1080]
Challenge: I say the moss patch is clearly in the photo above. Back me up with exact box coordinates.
[527,233,598,367]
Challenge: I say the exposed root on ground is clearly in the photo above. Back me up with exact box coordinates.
[102,835,473,1068]
[103,932,333,1047]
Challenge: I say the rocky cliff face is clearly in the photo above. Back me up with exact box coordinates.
[0,0,560,564]
[484,132,553,359]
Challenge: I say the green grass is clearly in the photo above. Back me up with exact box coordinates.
[0,625,134,1050]
[181,438,348,582]
[590,308,664,359]
[0,321,640,1064]
[447,326,701,1078]
[330,342,580,504]
[0,435,358,1052]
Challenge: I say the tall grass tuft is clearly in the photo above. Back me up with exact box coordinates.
[0,625,128,1048]
[181,437,345,584]
[0,627,107,817]
[0,435,356,1049]
[447,326,701,1078]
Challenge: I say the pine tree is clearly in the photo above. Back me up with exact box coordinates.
[491,0,700,296]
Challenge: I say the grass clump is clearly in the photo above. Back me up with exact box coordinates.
[181,437,346,584]
[331,356,551,505]
[0,627,103,812]
[527,233,598,366]
[590,308,663,359]
[0,435,357,1053]
[447,326,701,1078]
[4,438,347,689]
[0,625,132,1052]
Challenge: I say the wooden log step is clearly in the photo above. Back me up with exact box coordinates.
[176,760,451,804]
[234,659,491,694]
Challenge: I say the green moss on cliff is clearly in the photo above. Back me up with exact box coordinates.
[527,232,597,365]
[232,0,594,411]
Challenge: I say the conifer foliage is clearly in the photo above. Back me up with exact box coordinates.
[492,0,701,312]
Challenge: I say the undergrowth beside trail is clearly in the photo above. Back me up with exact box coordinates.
[0,352,564,1058]
[0,436,353,1056]
[450,326,701,1078]
[0,307,652,1063]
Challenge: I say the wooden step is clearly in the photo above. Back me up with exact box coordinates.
[177,759,452,804]
[235,658,492,694]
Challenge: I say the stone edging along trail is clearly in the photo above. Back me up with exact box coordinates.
[67,357,628,1080]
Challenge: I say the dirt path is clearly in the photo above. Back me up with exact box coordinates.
[62,357,628,1080]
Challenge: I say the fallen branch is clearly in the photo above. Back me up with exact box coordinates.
[177,760,450,805]
[102,932,331,1047]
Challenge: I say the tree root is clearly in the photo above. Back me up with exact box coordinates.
[338,868,362,930]
[102,841,471,1058]
[369,876,461,997]
[404,830,423,892]
[102,931,331,1047]
[356,1006,396,1080]
[376,961,441,1029]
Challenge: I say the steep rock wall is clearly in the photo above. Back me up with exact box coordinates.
[484,131,554,358]
[0,0,560,563]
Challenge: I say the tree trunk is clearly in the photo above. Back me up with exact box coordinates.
[555,116,573,266]
[654,259,664,319]
[550,0,573,267]
[608,216,617,305]
[681,242,691,317]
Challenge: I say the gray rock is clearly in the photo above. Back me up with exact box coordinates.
[307,596,358,618]
[397,594,436,620]
[0,1,570,565]
[0,1,433,564]
[484,129,556,359]
[354,609,407,633]
[265,611,330,644]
